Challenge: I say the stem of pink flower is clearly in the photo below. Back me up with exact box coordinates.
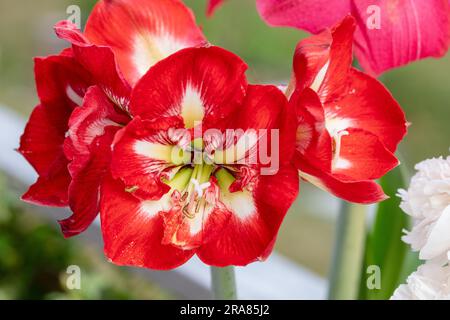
[210,266,237,300]
[328,201,367,300]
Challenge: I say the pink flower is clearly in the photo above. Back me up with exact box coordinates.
[255,0,450,75]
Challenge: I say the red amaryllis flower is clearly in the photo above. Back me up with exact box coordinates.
[256,0,450,75]
[289,16,407,204]
[101,46,299,269]
[19,0,206,237]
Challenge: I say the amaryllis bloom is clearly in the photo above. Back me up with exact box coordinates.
[101,46,299,269]
[19,0,206,237]
[289,16,407,204]
[391,262,450,300]
[398,156,450,261]
[256,0,450,75]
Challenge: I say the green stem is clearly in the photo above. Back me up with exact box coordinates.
[328,201,367,300]
[210,266,237,300]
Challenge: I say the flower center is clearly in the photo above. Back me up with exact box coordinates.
[163,138,219,219]
[179,163,215,219]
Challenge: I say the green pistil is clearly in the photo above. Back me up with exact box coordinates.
[215,168,236,192]
[165,167,193,191]
[161,138,237,219]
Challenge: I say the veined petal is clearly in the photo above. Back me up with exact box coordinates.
[19,105,69,178]
[324,68,407,153]
[34,53,92,108]
[197,165,299,266]
[54,20,131,106]
[130,46,248,128]
[21,55,92,175]
[297,159,388,204]
[352,0,450,75]
[293,16,355,103]
[19,54,92,206]
[332,128,399,181]
[60,127,118,237]
[22,160,71,207]
[100,175,195,270]
[256,0,351,34]
[60,88,130,237]
[214,85,291,169]
[110,116,186,200]
[291,88,332,173]
[85,0,207,86]
[64,86,130,170]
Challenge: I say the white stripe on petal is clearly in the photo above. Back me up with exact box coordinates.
[311,60,329,92]
[133,140,174,163]
[66,85,83,106]
[140,194,171,219]
[180,84,205,129]
[221,188,255,220]
[132,31,190,79]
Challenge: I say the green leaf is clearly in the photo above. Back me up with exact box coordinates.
[359,165,419,300]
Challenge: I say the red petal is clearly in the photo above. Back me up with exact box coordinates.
[291,89,332,172]
[60,128,118,237]
[197,165,299,266]
[85,0,207,86]
[19,54,92,206]
[22,163,71,207]
[130,46,247,129]
[34,53,92,107]
[207,0,226,16]
[19,105,69,177]
[297,159,387,204]
[256,0,351,34]
[293,16,355,103]
[332,128,399,181]
[54,21,131,105]
[324,68,407,153]
[110,116,185,200]
[100,175,194,270]
[64,86,129,169]
[60,87,129,237]
[352,0,450,75]
[219,84,294,170]
[21,54,91,175]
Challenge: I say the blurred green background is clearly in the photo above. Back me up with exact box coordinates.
[0,0,448,299]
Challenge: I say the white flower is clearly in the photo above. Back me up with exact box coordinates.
[398,156,450,261]
[391,262,450,300]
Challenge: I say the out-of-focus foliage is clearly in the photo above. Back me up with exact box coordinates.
[0,175,172,300]
[359,166,421,300]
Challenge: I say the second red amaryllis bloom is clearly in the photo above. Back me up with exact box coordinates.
[289,16,407,204]
[101,46,299,269]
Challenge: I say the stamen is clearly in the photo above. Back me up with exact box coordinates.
[182,205,196,219]
[181,191,189,202]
